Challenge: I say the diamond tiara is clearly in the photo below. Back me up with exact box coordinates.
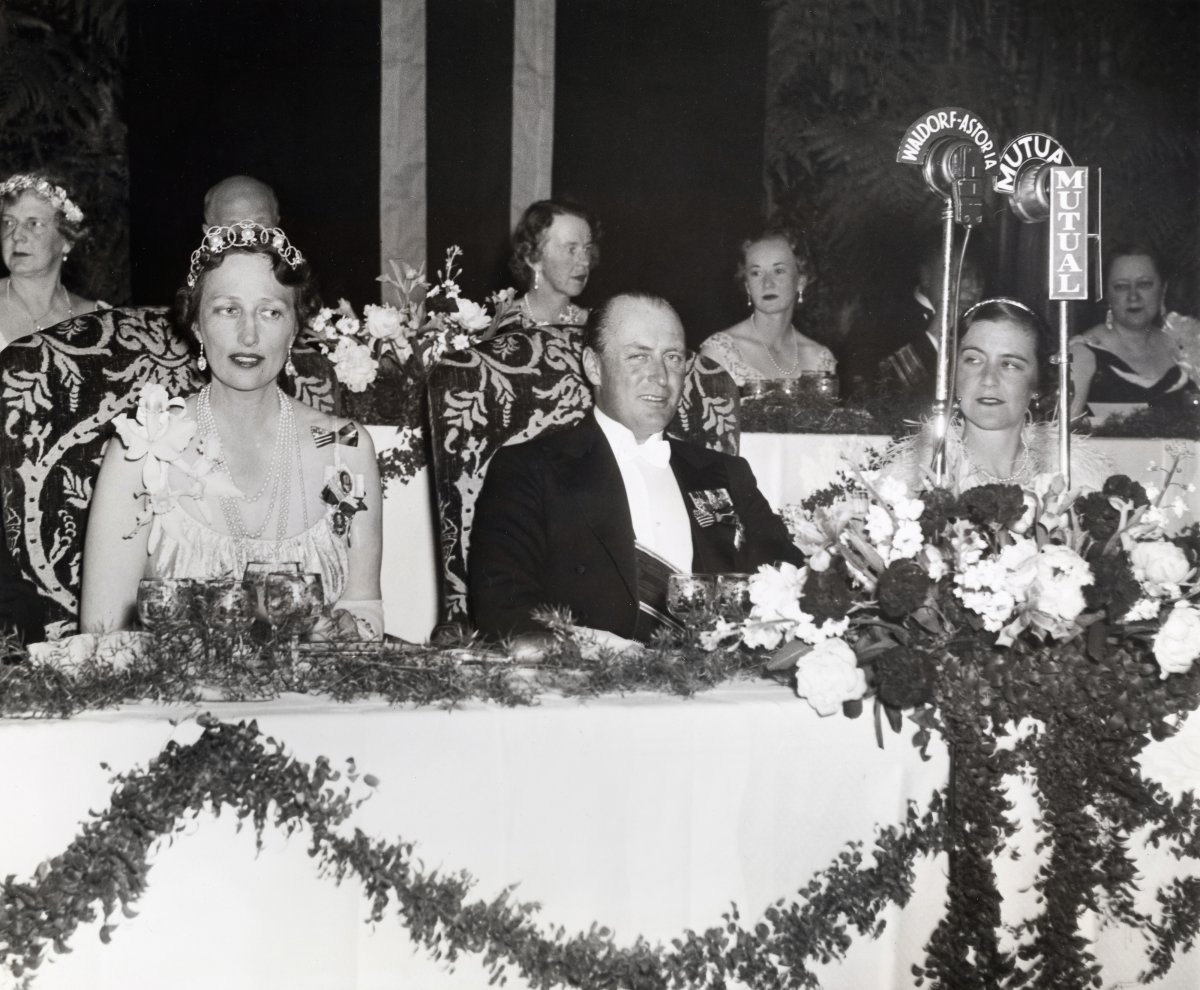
[187,221,305,287]
[0,173,85,225]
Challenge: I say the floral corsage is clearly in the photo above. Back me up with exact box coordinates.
[112,384,239,543]
[321,466,368,542]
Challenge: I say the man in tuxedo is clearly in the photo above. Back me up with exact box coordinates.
[876,239,984,390]
[469,292,803,644]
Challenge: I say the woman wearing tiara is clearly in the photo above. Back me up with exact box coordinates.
[0,172,99,350]
[79,222,383,638]
[882,298,1107,493]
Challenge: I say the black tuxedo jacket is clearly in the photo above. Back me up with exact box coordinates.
[469,415,804,640]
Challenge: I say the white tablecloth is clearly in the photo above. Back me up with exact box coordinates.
[2,684,952,989]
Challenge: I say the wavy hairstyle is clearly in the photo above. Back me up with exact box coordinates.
[509,199,599,289]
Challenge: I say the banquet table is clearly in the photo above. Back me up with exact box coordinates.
[377,429,1200,646]
[4,682,952,990]
[3,678,1198,989]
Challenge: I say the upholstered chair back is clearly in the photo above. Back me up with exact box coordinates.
[0,307,335,637]
[426,327,740,626]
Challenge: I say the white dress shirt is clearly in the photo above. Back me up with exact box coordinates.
[593,408,694,573]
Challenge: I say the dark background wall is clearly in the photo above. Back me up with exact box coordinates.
[426,0,768,348]
[126,0,381,307]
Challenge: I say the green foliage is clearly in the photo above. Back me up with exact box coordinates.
[0,0,129,303]
[766,0,1200,344]
[0,714,941,988]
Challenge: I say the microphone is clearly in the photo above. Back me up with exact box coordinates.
[922,138,986,227]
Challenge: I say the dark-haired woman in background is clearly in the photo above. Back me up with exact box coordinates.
[80,222,382,637]
[1069,244,1200,420]
[700,228,835,386]
[0,172,99,350]
[508,199,597,329]
[884,298,1107,492]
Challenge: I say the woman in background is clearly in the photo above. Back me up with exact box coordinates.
[1068,244,1200,419]
[0,172,99,349]
[508,199,597,330]
[700,228,835,386]
[884,298,1106,493]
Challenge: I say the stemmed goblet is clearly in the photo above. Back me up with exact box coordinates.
[136,578,196,631]
[714,573,754,624]
[200,577,256,667]
[666,573,716,642]
[265,572,325,663]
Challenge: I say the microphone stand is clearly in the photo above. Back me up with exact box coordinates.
[1056,300,1071,488]
[931,200,957,486]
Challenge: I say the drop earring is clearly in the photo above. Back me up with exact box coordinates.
[198,339,207,372]
[1105,308,1114,331]
[533,269,541,291]
[285,347,297,378]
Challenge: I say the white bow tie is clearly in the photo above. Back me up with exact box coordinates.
[622,435,671,469]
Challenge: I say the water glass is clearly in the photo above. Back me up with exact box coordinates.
[714,573,753,623]
[137,578,196,630]
[666,573,716,632]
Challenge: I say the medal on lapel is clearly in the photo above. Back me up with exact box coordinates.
[687,488,744,548]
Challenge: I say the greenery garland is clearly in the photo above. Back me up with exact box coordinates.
[0,714,944,989]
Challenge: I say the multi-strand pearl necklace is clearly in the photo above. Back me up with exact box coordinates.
[971,435,1031,485]
[196,384,308,545]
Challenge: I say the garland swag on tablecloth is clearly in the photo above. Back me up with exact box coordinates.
[0,714,946,990]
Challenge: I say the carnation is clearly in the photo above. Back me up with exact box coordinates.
[329,338,380,392]
[1031,545,1092,622]
[794,638,866,716]
[1074,491,1123,542]
[876,559,933,619]
[955,484,1026,529]
[1083,551,1142,621]
[1153,602,1200,677]
[1101,474,1149,509]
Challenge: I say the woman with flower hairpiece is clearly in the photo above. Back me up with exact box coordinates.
[882,298,1108,493]
[505,199,597,332]
[1068,243,1200,421]
[79,222,383,639]
[0,172,99,349]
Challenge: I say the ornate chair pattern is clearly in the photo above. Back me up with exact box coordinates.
[0,307,336,637]
[426,327,740,625]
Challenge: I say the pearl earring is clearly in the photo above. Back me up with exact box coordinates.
[533,269,541,291]
[198,339,207,372]
[1105,308,1114,331]
[285,348,297,378]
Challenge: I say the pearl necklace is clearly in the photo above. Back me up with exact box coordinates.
[971,435,1031,485]
[521,294,584,327]
[5,278,74,333]
[196,385,307,543]
[750,313,801,377]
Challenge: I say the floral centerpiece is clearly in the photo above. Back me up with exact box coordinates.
[703,451,1200,986]
[303,246,519,484]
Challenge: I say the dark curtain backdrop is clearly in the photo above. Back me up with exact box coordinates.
[126,0,381,308]
[426,0,768,348]
[555,1,768,346]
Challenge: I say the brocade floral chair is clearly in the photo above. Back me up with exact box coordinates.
[0,307,336,638]
[426,327,740,626]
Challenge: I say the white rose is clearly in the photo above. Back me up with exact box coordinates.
[363,303,404,340]
[330,338,379,392]
[1130,541,1191,589]
[794,638,867,717]
[453,297,492,331]
[1153,602,1200,677]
